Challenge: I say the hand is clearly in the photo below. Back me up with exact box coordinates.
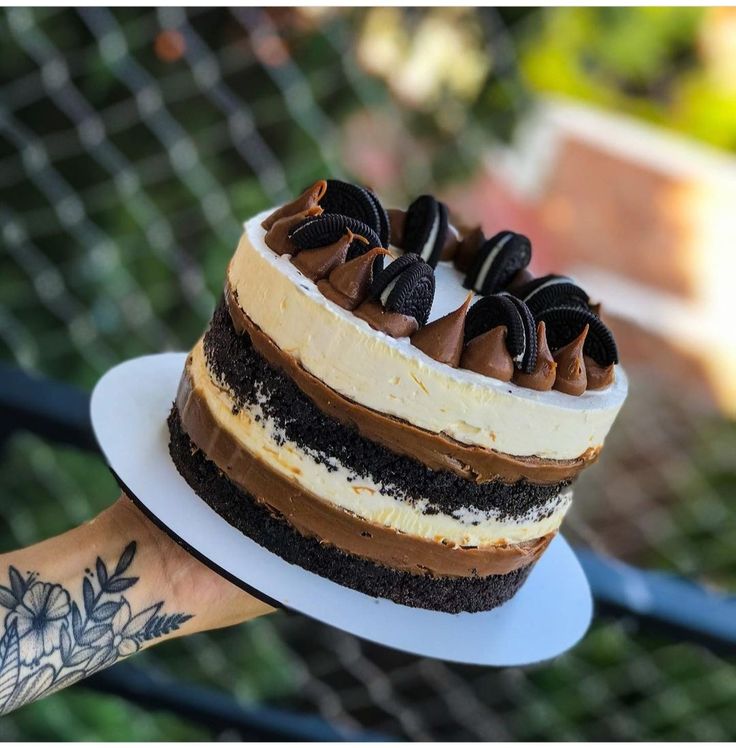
[107,494,275,633]
[0,494,274,715]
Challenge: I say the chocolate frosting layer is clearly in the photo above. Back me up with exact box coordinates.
[176,365,553,577]
[225,285,599,484]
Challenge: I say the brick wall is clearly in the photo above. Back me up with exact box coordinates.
[446,99,736,415]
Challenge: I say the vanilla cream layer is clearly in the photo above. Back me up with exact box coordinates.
[189,341,571,546]
[227,210,628,460]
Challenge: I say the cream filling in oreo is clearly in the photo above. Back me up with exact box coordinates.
[522,275,570,304]
[419,210,441,262]
[473,231,513,290]
[379,276,400,306]
[227,210,627,460]
[190,340,571,546]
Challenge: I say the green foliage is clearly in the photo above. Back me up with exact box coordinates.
[0,687,209,740]
[519,8,736,152]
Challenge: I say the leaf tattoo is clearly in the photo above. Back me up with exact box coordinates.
[96,558,108,587]
[0,541,193,715]
[8,568,25,602]
[114,543,136,576]
[0,621,20,711]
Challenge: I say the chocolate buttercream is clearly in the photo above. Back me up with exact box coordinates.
[506,267,535,293]
[411,292,472,367]
[387,208,406,246]
[353,299,419,338]
[261,180,327,231]
[225,285,598,483]
[440,223,461,261]
[585,355,615,390]
[460,326,514,382]
[264,205,323,255]
[176,365,553,578]
[453,226,484,273]
[513,322,556,391]
[291,230,354,281]
[553,325,588,396]
[317,247,392,310]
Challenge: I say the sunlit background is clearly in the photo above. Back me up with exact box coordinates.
[1,7,735,740]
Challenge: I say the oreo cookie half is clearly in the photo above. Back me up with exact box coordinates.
[537,305,618,367]
[403,195,449,268]
[464,231,532,295]
[320,180,383,242]
[512,274,589,316]
[290,214,381,262]
[371,254,435,326]
[465,293,537,373]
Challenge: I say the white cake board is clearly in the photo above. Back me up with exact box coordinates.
[91,353,593,666]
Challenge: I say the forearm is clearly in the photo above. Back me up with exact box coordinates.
[0,495,273,714]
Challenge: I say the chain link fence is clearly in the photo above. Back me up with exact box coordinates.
[1,7,735,740]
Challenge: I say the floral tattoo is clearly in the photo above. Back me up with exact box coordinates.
[0,542,192,714]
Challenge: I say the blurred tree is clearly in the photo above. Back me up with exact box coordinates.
[518,7,736,152]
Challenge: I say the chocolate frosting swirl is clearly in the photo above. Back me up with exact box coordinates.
[354,299,419,338]
[440,223,461,261]
[261,180,327,231]
[264,205,323,255]
[411,292,472,367]
[584,355,615,390]
[460,326,514,381]
[453,226,485,273]
[513,321,556,391]
[291,230,356,281]
[553,325,588,396]
[387,208,407,247]
[317,247,391,310]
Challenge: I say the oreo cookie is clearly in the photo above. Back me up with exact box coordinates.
[465,293,538,373]
[403,195,449,268]
[371,254,435,326]
[464,231,532,295]
[290,213,381,262]
[537,305,618,367]
[512,274,589,316]
[320,180,385,243]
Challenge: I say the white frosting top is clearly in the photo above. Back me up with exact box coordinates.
[226,209,627,460]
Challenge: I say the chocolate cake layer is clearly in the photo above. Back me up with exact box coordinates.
[224,286,598,484]
[176,367,554,576]
[204,298,570,521]
[168,406,535,613]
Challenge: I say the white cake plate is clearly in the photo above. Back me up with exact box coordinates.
[90,353,592,666]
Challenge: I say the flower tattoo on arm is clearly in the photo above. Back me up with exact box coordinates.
[0,542,192,714]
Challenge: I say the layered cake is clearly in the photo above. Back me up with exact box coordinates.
[168,179,627,613]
